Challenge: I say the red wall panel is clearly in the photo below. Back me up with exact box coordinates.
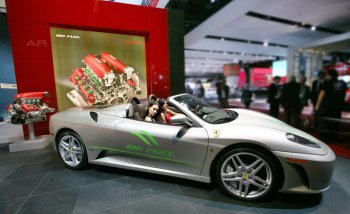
[6,0,170,135]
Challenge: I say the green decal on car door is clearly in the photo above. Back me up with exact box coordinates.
[130,130,159,147]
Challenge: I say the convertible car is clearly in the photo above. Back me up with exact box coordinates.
[49,93,335,201]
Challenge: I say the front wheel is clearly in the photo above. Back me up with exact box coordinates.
[215,148,279,201]
[56,131,88,170]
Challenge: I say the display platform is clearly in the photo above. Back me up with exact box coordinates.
[8,123,50,152]
[9,135,50,152]
[0,122,24,144]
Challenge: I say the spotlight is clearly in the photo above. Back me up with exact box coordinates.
[263,42,268,47]
[311,26,316,31]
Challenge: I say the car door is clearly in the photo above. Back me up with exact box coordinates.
[113,118,209,175]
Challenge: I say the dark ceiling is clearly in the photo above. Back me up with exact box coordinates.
[166,0,232,34]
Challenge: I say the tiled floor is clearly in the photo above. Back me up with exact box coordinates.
[0,143,350,214]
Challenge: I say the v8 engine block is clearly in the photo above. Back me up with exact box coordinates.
[6,92,55,125]
[67,52,141,107]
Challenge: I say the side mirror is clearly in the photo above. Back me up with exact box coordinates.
[170,114,193,126]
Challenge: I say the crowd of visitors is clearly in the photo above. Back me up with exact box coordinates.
[267,69,347,136]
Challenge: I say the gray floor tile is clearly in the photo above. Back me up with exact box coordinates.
[0,155,29,168]
[0,198,26,214]
[104,192,195,214]
[3,161,67,181]
[25,150,60,164]
[0,175,42,202]
[331,168,350,195]
[180,186,256,213]
[238,208,263,214]
[127,176,179,202]
[16,187,81,214]
[75,178,131,214]
[33,170,86,195]
[0,144,34,158]
[256,192,326,214]
[0,165,17,182]
[333,156,350,175]
[83,167,125,185]
[301,180,350,214]
[0,143,349,214]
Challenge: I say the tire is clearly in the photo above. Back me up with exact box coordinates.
[56,131,88,170]
[215,148,279,201]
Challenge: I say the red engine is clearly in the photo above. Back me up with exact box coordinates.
[67,52,142,107]
[6,92,55,125]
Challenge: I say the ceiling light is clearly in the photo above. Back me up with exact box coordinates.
[211,0,216,3]
[311,26,316,31]
[263,42,268,47]
[221,38,225,41]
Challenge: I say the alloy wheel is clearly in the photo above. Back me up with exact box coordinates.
[220,152,273,199]
[58,134,84,167]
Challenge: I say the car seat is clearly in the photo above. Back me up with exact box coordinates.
[133,104,147,120]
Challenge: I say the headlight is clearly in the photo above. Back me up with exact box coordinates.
[286,133,321,148]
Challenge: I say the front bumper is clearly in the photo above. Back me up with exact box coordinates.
[273,148,335,193]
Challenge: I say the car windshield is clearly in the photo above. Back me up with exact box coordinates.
[174,94,237,124]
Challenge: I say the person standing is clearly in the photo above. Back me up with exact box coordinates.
[185,84,193,95]
[241,83,253,108]
[299,75,310,114]
[281,76,301,128]
[315,69,347,141]
[194,81,205,99]
[217,79,229,108]
[316,69,347,119]
[311,71,325,110]
[267,76,281,118]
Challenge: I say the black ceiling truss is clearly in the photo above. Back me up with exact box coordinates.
[166,0,232,33]
[185,48,284,59]
[205,35,289,48]
[246,11,344,34]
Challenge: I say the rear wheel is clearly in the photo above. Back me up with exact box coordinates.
[56,131,88,170]
[215,148,279,201]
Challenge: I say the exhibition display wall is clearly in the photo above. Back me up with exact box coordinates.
[6,0,170,135]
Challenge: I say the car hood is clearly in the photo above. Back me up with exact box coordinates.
[216,108,331,155]
[228,108,324,141]
[229,108,301,133]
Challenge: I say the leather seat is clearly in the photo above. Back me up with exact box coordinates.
[133,104,147,120]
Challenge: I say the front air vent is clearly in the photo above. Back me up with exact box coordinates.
[90,112,98,122]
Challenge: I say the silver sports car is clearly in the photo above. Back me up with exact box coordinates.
[49,93,335,201]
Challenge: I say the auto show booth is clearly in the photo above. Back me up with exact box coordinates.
[5,0,184,136]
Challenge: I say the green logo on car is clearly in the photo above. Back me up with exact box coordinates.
[130,130,159,147]
[129,130,172,157]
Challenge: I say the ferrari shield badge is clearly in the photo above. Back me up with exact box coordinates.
[213,130,221,138]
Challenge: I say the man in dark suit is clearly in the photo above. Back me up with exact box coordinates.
[267,76,281,118]
[315,69,347,141]
[310,71,325,110]
[281,76,301,128]
[217,79,229,108]
[299,75,311,109]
